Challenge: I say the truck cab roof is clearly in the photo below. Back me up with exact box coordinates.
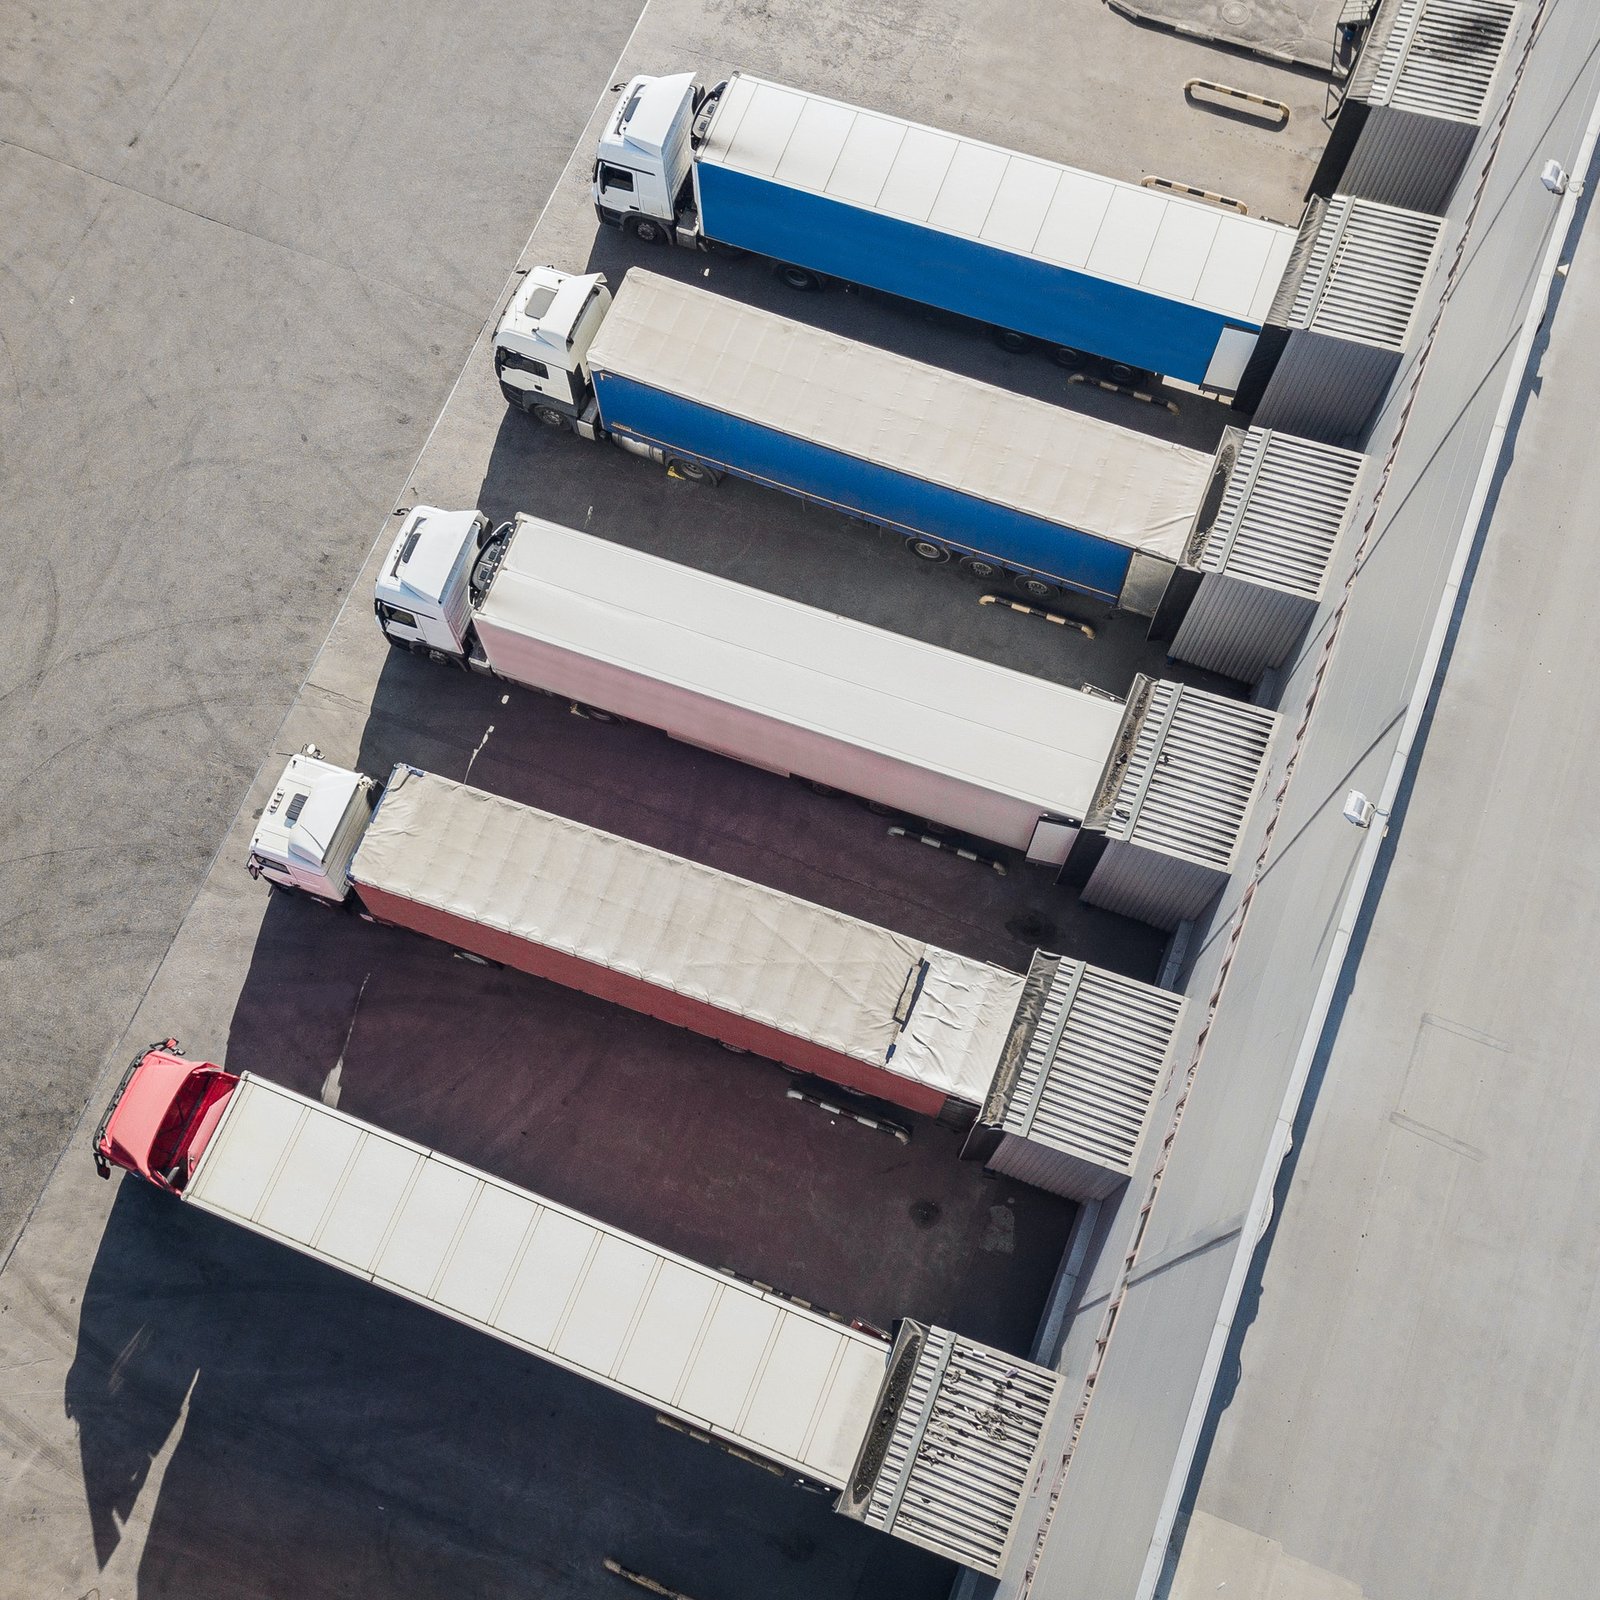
[600,72,696,163]
[378,506,483,611]
[494,267,610,372]
[251,752,371,875]
[95,1046,237,1190]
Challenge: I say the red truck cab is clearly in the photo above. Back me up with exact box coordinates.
[94,1041,238,1192]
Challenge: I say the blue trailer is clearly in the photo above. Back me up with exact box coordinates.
[493,267,1225,612]
[591,73,1299,390]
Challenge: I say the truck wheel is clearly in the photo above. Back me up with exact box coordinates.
[1014,573,1059,601]
[667,456,721,485]
[991,327,1035,355]
[628,215,670,246]
[958,554,1000,580]
[532,404,569,430]
[904,536,950,564]
[569,701,626,724]
[1051,345,1089,369]
[775,263,822,292]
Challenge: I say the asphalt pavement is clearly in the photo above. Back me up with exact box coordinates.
[0,0,646,1253]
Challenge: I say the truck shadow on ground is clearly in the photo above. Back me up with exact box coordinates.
[68,1180,950,1600]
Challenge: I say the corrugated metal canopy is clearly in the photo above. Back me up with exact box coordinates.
[478,517,1129,822]
[1353,0,1518,122]
[351,766,1021,1104]
[1092,679,1278,871]
[1188,429,1367,599]
[589,271,1214,560]
[997,956,1184,1179]
[191,1076,888,1485]
[1281,195,1444,350]
[839,1322,1058,1572]
[702,74,1296,325]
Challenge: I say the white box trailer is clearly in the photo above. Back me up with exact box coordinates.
[96,1044,1060,1574]
[374,515,1279,924]
[249,761,1188,1196]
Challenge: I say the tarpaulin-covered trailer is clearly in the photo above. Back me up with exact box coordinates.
[349,766,1021,1119]
[252,757,1192,1198]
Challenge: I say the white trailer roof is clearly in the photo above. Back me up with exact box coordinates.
[588,272,1213,561]
[351,767,1022,1105]
[188,1075,887,1484]
[478,517,1128,823]
[701,74,1297,326]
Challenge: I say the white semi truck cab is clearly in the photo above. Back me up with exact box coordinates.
[246,749,377,901]
[492,265,611,423]
[373,504,499,657]
[592,73,721,244]
[372,503,506,663]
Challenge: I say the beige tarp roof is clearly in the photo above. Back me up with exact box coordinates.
[588,270,1214,559]
[352,768,1020,1102]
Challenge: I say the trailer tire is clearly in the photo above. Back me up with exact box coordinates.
[532,403,569,430]
[628,215,670,246]
[452,949,503,968]
[569,701,627,724]
[958,554,1000,580]
[1050,345,1089,369]
[904,536,950,564]
[667,456,721,485]
[991,327,1036,355]
[775,263,822,292]
[1014,573,1059,601]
